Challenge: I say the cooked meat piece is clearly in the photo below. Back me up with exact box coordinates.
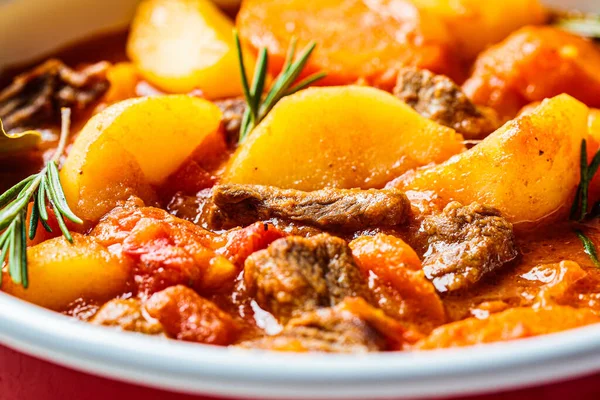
[168,191,324,237]
[418,202,518,293]
[393,68,501,139]
[244,234,370,322]
[210,184,410,231]
[145,285,238,345]
[90,298,164,335]
[214,97,246,146]
[416,306,600,349]
[166,189,214,227]
[238,298,418,352]
[0,59,110,131]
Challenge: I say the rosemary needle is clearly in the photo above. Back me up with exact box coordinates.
[0,108,82,288]
[575,230,600,268]
[234,31,326,143]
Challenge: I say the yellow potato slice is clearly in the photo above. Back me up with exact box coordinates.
[127,0,255,98]
[398,94,588,225]
[2,234,132,311]
[60,95,222,222]
[589,109,600,142]
[412,0,546,59]
[222,86,465,190]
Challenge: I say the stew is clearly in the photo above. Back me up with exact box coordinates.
[1,0,600,353]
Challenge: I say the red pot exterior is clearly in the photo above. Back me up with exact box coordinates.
[1,343,600,400]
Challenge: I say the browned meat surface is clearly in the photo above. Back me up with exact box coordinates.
[90,298,164,334]
[167,189,213,227]
[145,285,239,345]
[0,59,110,131]
[244,234,370,322]
[168,192,325,237]
[210,184,410,231]
[393,68,501,139]
[418,202,518,293]
[238,298,418,352]
[213,97,246,146]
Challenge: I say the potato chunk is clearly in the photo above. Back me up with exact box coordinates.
[2,234,131,311]
[60,96,222,222]
[395,94,588,225]
[411,0,546,60]
[589,109,600,141]
[127,0,255,98]
[463,27,600,117]
[223,86,465,190]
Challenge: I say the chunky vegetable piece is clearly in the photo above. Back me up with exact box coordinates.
[463,26,600,117]
[589,109,600,142]
[60,95,222,222]
[395,94,588,225]
[145,285,238,345]
[90,199,237,296]
[6,0,600,355]
[410,0,546,60]
[416,306,600,349]
[223,86,465,190]
[350,234,446,333]
[1,234,131,311]
[127,0,255,98]
[237,0,460,89]
[103,63,139,105]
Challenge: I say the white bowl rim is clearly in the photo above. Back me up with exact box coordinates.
[1,291,600,399]
[2,0,600,398]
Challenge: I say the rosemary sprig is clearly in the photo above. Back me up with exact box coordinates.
[0,108,82,288]
[575,230,600,268]
[234,31,326,143]
[570,139,600,221]
[570,139,600,268]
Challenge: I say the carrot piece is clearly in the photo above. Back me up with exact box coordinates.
[350,234,446,333]
[416,306,600,349]
[236,0,462,90]
[463,26,600,118]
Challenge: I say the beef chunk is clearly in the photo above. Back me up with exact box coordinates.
[393,68,501,139]
[168,192,325,237]
[0,59,110,131]
[418,202,518,293]
[145,285,238,345]
[210,184,410,231]
[238,298,417,352]
[244,234,370,322]
[90,299,164,335]
[213,97,246,146]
